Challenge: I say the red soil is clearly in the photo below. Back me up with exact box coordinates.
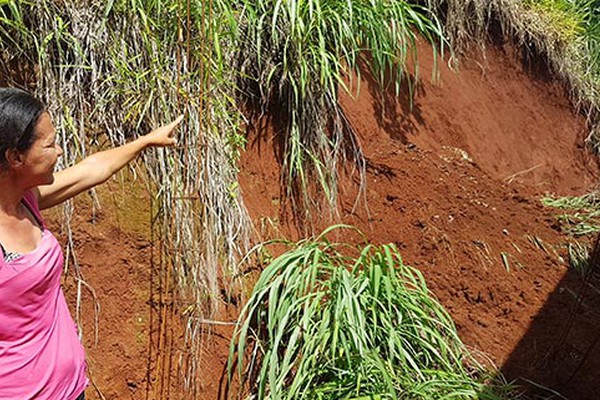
[57,40,599,399]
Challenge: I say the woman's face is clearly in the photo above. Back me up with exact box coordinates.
[20,112,63,186]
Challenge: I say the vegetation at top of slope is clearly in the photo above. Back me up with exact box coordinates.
[525,0,592,40]
[0,0,446,225]
[234,0,446,226]
[226,226,519,399]
[426,0,600,149]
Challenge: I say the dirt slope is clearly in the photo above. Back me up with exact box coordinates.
[239,40,600,399]
[58,40,600,399]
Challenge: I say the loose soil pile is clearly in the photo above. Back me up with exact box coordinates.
[60,39,599,399]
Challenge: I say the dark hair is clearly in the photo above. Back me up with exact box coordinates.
[0,88,45,169]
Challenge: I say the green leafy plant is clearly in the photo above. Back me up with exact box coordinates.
[227,226,515,399]
[235,0,446,221]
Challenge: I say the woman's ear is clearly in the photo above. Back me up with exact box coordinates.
[5,148,23,168]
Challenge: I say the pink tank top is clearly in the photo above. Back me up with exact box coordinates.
[0,191,88,399]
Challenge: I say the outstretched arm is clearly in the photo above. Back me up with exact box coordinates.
[37,116,183,210]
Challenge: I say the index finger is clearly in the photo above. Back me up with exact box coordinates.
[171,114,184,127]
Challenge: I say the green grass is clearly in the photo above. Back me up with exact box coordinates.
[542,192,600,237]
[234,0,446,221]
[525,0,587,41]
[542,192,600,275]
[227,226,516,399]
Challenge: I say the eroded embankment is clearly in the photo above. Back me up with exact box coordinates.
[58,40,600,399]
[238,40,600,399]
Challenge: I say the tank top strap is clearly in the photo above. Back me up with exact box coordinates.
[21,190,46,230]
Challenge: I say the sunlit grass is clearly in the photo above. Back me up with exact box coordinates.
[542,192,600,237]
[542,192,600,275]
[227,226,517,399]
[526,0,586,41]
[235,0,446,221]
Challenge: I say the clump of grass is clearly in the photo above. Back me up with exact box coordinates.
[568,241,592,276]
[542,192,600,237]
[526,0,587,42]
[542,192,600,275]
[235,0,446,225]
[226,226,516,399]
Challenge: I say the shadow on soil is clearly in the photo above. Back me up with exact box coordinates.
[358,60,426,144]
[492,241,600,400]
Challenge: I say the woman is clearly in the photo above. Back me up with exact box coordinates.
[0,88,182,399]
